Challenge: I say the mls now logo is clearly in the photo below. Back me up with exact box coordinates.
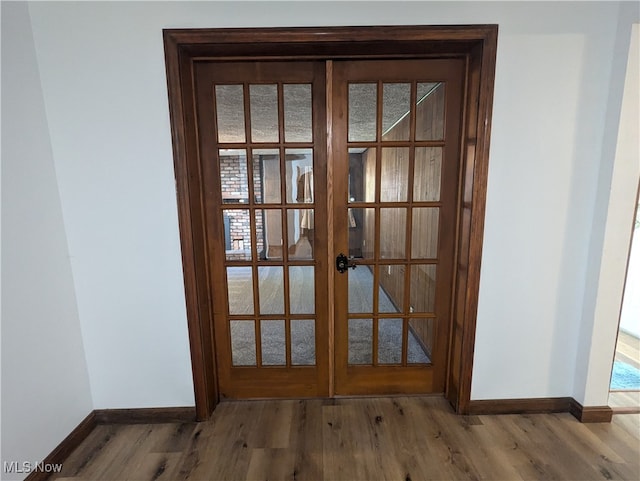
[3,461,63,474]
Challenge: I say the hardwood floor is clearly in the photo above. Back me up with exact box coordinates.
[610,330,640,412]
[610,390,640,412]
[52,397,639,481]
[614,331,640,370]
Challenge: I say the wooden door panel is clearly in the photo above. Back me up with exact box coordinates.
[332,59,464,395]
[194,61,329,399]
[193,57,464,399]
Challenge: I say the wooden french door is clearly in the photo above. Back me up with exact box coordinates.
[195,58,463,399]
[195,61,330,398]
[332,60,463,395]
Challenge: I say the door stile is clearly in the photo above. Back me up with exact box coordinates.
[326,60,336,397]
[193,65,230,391]
[330,61,348,394]
[312,60,331,396]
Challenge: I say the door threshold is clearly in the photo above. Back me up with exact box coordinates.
[218,392,447,403]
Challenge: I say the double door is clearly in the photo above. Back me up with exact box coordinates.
[195,58,463,399]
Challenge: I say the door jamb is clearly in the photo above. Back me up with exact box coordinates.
[163,25,498,420]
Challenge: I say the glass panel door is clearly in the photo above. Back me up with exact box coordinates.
[195,61,328,399]
[195,57,463,399]
[332,59,464,395]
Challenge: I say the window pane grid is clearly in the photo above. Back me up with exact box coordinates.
[344,80,443,369]
[217,80,318,372]
[346,316,433,367]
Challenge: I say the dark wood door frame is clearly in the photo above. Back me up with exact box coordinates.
[163,25,498,420]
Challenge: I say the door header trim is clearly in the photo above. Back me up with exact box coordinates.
[164,25,496,60]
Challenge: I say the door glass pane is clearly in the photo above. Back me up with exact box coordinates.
[284,84,312,142]
[414,147,442,202]
[349,148,376,203]
[215,85,246,143]
[287,209,314,260]
[410,264,437,313]
[261,320,286,366]
[291,319,315,365]
[258,266,284,315]
[382,83,411,141]
[250,84,279,143]
[223,209,252,261]
[289,266,315,314]
[219,149,248,204]
[257,209,282,261]
[348,83,377,142]
[408,318,433,364]
[349,267,373,313]
[380,208,406,259]
[286,149,314,204]
[349,318,373,365]
[411,208,439,259]
[378,318,402,364]
[416,82,445,141]
[378,265,404,313]
[348,208,374,259]
[252,149,281,204]
[380,148,409,202]
[230,320,256,366]
[227,267,254,315]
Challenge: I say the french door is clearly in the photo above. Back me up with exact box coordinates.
[195,62,329,398]
[194,58,463,399]
[332,59,463,395]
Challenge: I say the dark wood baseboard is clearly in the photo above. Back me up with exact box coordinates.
[468,397,572,415]
[24,412,97,481]
[93,406,197,424]
[469,397,614,423]
[569,399,614,423]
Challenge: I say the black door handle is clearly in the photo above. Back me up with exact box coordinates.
[336,253,357,273]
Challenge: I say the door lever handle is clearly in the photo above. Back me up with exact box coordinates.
[336,253,357,274]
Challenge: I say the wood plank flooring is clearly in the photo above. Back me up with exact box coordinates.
[52,397,640,481]
[614,331,640,370]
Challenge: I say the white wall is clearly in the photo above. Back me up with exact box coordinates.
[27,2,197,409]
[20,1,639,408]
[577,19,640,406]
[617,24,640,341]
[1,3,93,479]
